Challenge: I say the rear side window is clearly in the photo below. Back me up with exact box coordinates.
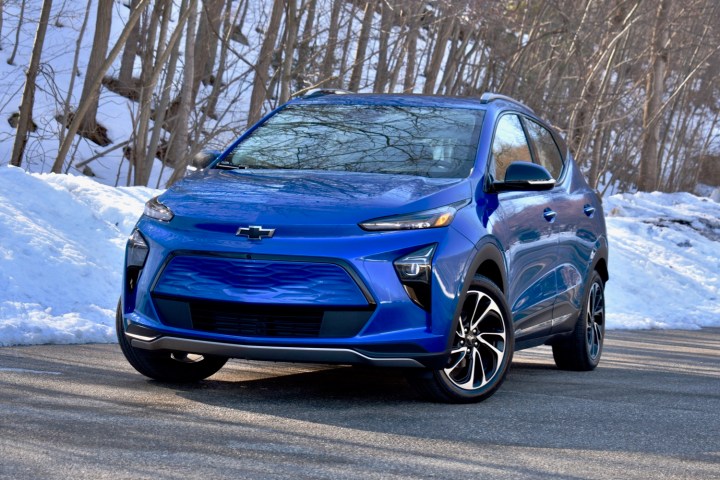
[490,114,532,182]
[525,120,564,180]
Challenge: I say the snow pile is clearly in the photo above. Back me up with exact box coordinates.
[605,191,720,329]
[0,167,718,346]
[0,166,158,346]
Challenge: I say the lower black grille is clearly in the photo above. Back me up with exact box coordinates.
[190,301,323,338]
[152,295,373,339]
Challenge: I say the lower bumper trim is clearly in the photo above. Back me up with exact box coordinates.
[130,335,425,368]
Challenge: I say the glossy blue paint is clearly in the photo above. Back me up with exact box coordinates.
[154,256,369,306]
[120,92,607,366]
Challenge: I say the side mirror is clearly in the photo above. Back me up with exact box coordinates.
[187,150,220,172]
[492,162,556,192]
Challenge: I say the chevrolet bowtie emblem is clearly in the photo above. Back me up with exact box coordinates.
[236,225,275,240]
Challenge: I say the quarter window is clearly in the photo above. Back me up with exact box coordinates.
[490,114,532,182]
[525,120,564,179]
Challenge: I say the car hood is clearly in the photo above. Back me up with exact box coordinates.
[160,169,471,228]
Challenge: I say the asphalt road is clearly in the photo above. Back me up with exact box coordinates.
[1,329,719,480]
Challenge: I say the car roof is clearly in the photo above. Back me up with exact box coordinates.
[291,92,533,115]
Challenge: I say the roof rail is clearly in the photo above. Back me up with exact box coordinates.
[293,88,354,99]
[480,92,534,113]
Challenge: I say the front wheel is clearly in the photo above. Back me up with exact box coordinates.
[116,302,227,382]
[552,271,605,371]
[408,276,514,403]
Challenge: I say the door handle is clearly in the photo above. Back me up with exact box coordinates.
[543,208,557,222]
[583,205,596,217]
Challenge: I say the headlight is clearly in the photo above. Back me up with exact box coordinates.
[143,196,174,222]
[359,201,467,231]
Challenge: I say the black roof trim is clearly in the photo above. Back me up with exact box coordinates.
[293,88,354,99]
[480,92,534,113]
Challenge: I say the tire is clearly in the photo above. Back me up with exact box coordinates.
[552,271,605,371]
[116,302,227,382]
[408,276,514,403]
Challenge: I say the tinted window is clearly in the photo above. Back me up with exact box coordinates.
[525,119,564,179]
[490,114,532,181]
[225,105,485,178]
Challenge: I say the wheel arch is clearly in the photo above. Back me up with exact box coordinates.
[591,238,610,284]
[445,239,508,352]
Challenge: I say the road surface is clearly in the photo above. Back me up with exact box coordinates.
[1,328,719,479]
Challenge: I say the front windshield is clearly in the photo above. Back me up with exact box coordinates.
[223,104,485,178]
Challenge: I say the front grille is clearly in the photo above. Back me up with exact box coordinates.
[190,301,323,338]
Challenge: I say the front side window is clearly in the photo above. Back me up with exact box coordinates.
[490,114,532,182]
[525,119,564,180]
[224,105,485,178]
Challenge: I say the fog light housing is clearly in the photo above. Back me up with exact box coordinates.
[125,229,149,291]
[394,245,436,310]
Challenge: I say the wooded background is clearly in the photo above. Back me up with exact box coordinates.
[4,0,720,193]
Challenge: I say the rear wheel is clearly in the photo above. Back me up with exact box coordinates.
[408,276,514,403]
[552,271,605,371]
[116,302,227,382]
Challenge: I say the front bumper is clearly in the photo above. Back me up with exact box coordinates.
[121,216,477,367]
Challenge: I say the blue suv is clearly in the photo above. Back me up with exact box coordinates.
[117,91,608,403]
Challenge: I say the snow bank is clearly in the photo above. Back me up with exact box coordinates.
[0,166,159,345]
[604,191,720,330]
[0,167,718,346]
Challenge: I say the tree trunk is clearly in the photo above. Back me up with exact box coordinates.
[58,0,93,160]
[348,1,374,91]
[166,0,198,186]
[0,0,4,50]
[205,0,234,118]
[53,0,151,173]
[246,0,285,127]
[193,0,223,97]
[202,0,224,83]
[373,0,393,92]
[403,9,419,93]
[10,0,52,167]
[423,13,454,95]
[131,0,163,186]
[77,0,113,141]
[146,0,183,186]
[279,0,299,103]
[7,0,25,65]
[118,0,140,89]
[320,0,342,86]
[638,0,670,192]
[295,0,317,91]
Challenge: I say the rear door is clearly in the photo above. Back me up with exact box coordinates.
[523,118,593,333]
[487,113,558,339]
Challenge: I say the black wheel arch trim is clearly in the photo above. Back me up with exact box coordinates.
[444,238,508,353]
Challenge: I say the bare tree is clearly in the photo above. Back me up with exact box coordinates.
[76,0,113,145]
[53,0,151,173]
[118,0,141,93]
[10,0,52,167]
[246,0,285,127]
[279,0,299,103]
[348,1,375,91]
[638,0,671,192]
[6,0,26,65]
[166,0,198,185]
[0,0,4,50]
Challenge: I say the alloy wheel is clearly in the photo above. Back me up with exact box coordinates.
[444,290,507,390]
[586,281,604,360]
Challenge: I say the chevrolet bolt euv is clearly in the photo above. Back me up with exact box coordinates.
[118,91,608,403]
